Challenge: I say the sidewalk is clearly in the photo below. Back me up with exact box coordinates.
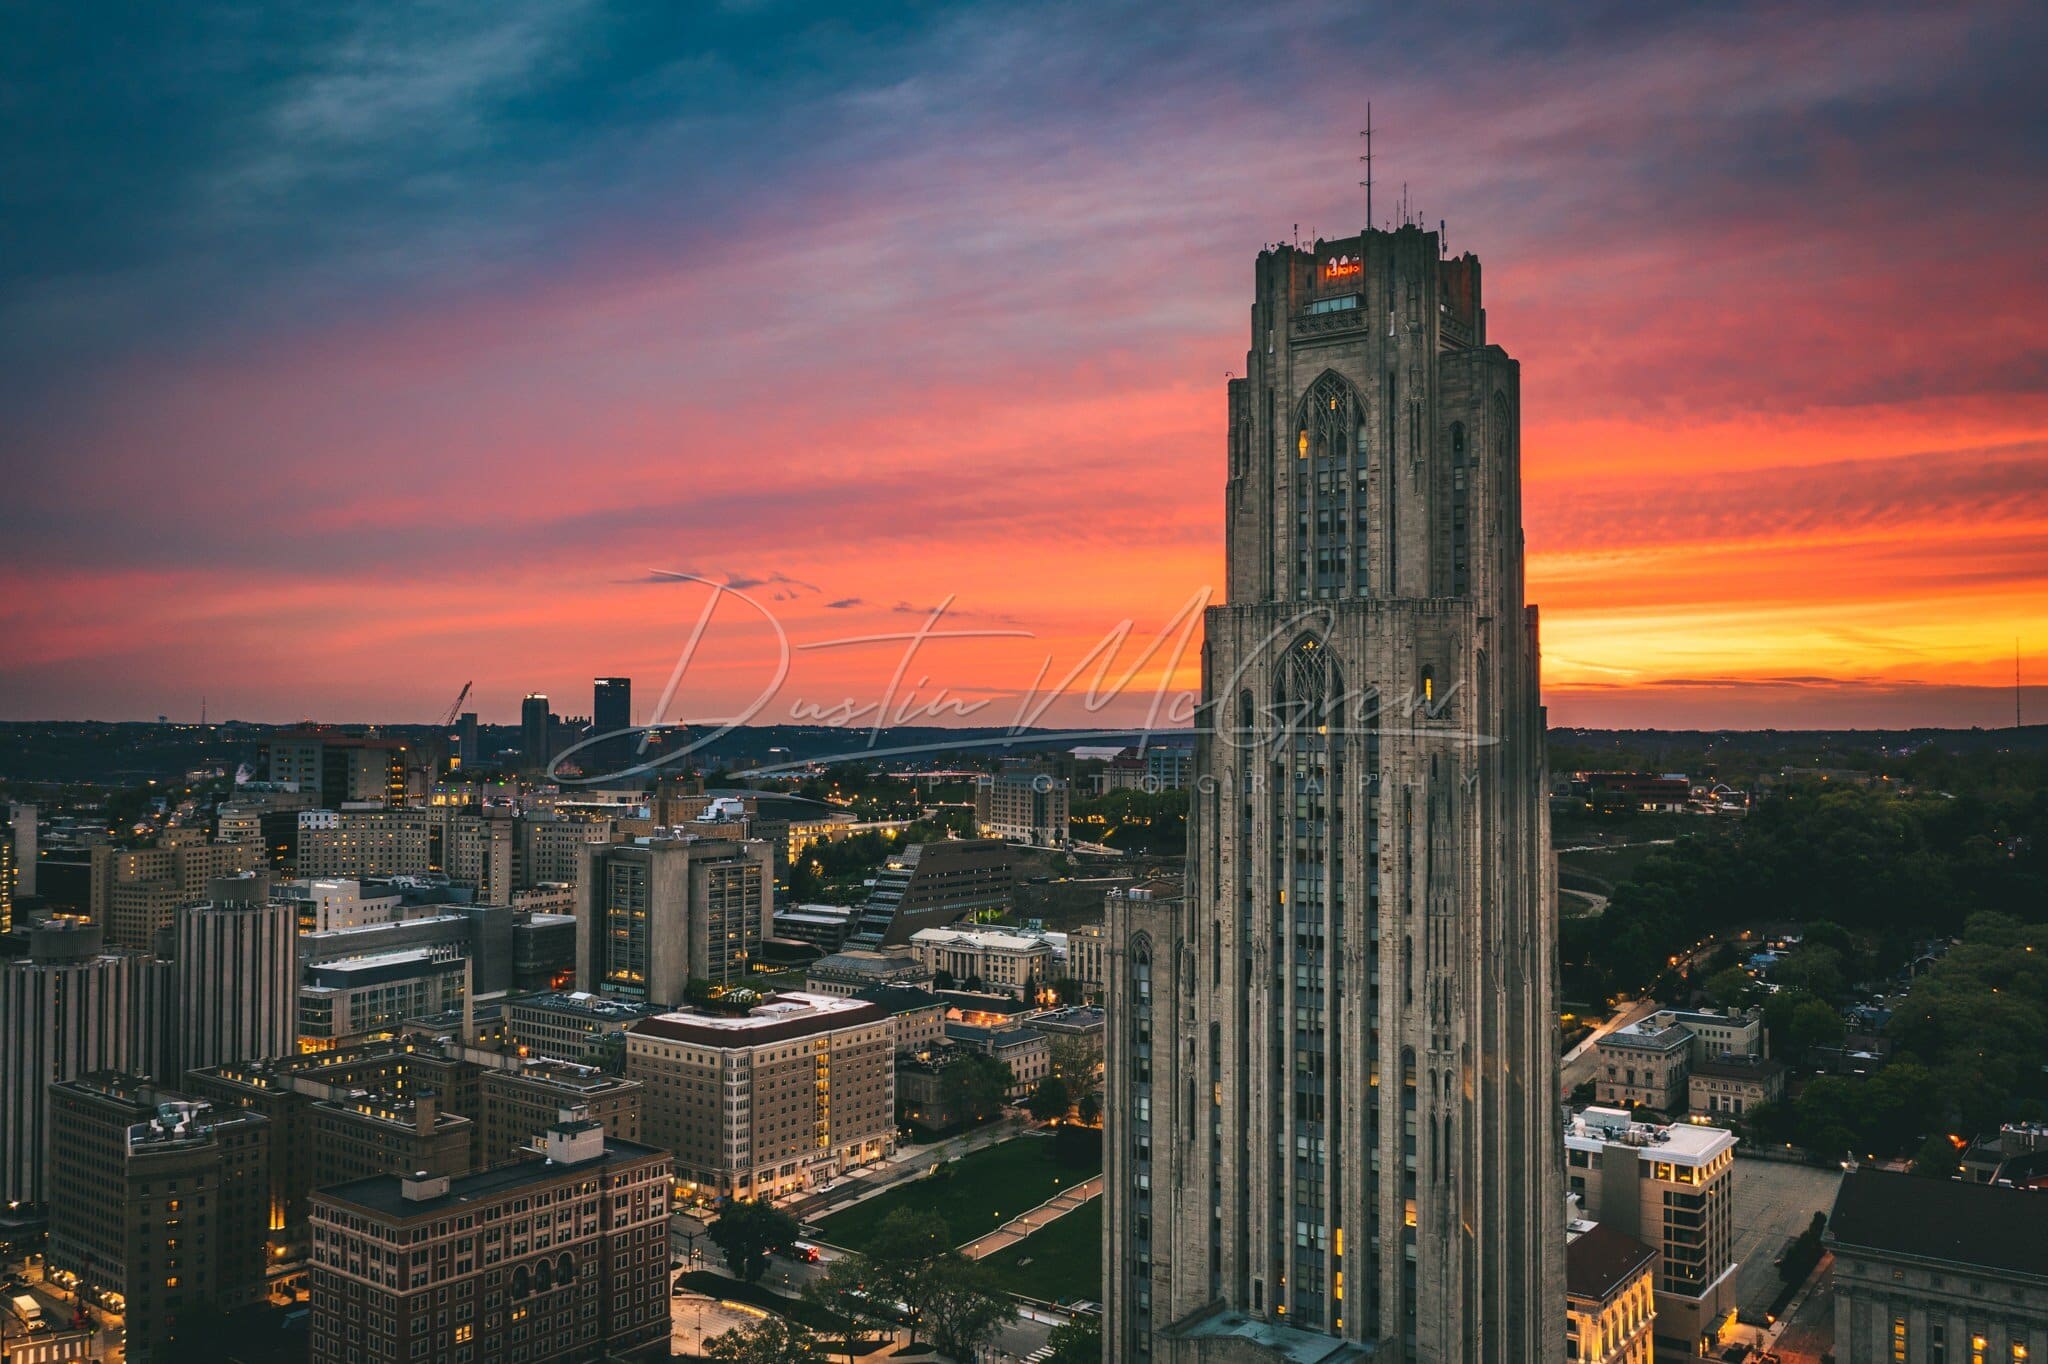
[959,1175,1101,1260]
[791,1118,1026,1225]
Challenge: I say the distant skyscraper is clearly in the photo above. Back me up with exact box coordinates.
[9,802,35,901]
[1,920,152,1210]
[521,692,554,771]
[575,835,772,1002]
[593,676,632,775]
[175,871,298,1071]
[456,710,480,769]
[1105,226,1563,1361]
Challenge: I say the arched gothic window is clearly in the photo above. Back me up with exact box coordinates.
[1449,422,1470,597]
[1294,372,1367,599]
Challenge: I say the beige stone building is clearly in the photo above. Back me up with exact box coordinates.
[1565,1222,1656,1364]
[89,830,257,948]
[1106,225,1564,1361]
[624,991,894,1203]
[974,770,1070,845]
[576,834,773,1002]
[908,925,1051,997]
[1685,1056,1785,1119]
[1066,919,1109,996]
[1566,1108,1738,1352]
[1828,1169,2046,1364]
[1593,1019,1692,1112]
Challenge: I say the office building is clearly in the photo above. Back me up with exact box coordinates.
[515,813,613,889]
[1565,1222,1656,1364]
[805,947,933,996]
[174,871,297,1071]
[9,801,34,905]
[1,920,156,1212]
[503,991,664,1063]
[258,732,410,808]
[456,711,480,770]
[625,992,894,1202]
[0,831,11,937]
[286,808,434,880]
[974,770,1070,845]
[774,902,862,952]
[477,1062,641,1168]
[1105,227,1563,1360]
[592,676,632,777]
[89,830,258,949]
[576,835,773,1002]
[521,693,554,771]
[1565,1108,1737,1351]
[307,1090,473,1187]
[852,985,949,1055]
[280,877,405,931]
[909,926,1053,997]
[848,838,1014,945]
[46,1076,271,1363]
[308,1116,671,1364]
[299,949,470,1045]
[1827,1169,2046,1364]
[438,809,516,901]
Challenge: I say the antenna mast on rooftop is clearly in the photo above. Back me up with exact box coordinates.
[1359,104,1374,234]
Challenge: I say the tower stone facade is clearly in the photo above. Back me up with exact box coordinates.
[1106,226,1564,1362]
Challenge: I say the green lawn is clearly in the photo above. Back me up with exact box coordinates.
[981,1198,1104,1304]
[816,1136,1100,1252]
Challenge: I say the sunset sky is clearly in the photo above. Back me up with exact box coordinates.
[3,1,2044,731]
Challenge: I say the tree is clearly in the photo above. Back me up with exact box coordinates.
[1910,1132,1961,1180]
[1045,1317,1103,1364]
[1025,1074,1073,1126]
[917,1254,1015,1361]
[1783,998,1848,1060]
[860,1209,951,1344]
[1702,966,1754,1011]
[932,967,956,990]
[706,1198,800,1283]
[940,1052,1013,1124]
[1047,1035,1100,1087]
[1074,1089,1103,1127]
[803,1255,893,1360]
[704,1316,826,1363]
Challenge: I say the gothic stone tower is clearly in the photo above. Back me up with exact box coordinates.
[1106,225,1564,1363]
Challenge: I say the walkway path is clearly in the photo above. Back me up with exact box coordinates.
[958,1175,1103,1260]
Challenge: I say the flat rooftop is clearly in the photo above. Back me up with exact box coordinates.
[1830,1169,2048,1280]
[316,1137,665,1220]
[632,991,884,1046]
[1566,1107,1736,1167]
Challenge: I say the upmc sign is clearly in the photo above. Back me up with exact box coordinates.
[1323,255,1362,280]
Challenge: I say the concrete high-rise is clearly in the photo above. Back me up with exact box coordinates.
[9,801,35,902]
[1105,226,1563,1361]
[174,871,298,1071]
[576,834,773,1002]
[0,920,156,1212]
[521,692,554,771]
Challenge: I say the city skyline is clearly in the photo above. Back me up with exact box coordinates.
[4,2,2045,730]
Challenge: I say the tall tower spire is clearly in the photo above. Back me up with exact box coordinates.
[1107,224,1563,1362]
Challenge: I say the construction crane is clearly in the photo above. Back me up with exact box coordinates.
[437,681,473,729]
